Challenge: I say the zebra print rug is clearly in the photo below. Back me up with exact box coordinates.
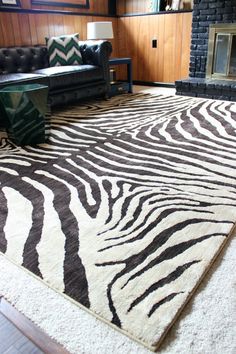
[0,93,236,351]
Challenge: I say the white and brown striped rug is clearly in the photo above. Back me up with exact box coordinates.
[0,94,236,351]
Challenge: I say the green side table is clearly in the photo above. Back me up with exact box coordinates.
[0,84,48,145]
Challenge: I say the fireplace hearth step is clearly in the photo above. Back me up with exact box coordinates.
[175,78,236,102]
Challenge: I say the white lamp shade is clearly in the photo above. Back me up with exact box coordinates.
[87,22,114,40]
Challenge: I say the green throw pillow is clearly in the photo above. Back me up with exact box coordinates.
[46,33,83,67]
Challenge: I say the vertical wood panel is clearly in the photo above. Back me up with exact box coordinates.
[174,13,183,80]
[34,14,50,44]
[76,15,90,40]
[117,12,192,83]
[19,14,33,45]
[163,14,176,82]
[110,18,119,57]
[51,14,65,38]
[1,14,15,46]
[0,17,4,47]
[28,15,38,44]
[140,16,149,81]
[11,14,22,45]
[157,14,165,82]
[48,14,56,37]
[181,12,192,78]
[63,15,76,35]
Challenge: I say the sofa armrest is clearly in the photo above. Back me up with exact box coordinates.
[79,40,112,89]
[79,40,112,66]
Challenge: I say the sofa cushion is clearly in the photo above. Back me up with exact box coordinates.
[46,33,83,67]
[0,73,48,88]
[34,65,104,91]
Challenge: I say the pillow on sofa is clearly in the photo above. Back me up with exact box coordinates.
[46,33,83,67]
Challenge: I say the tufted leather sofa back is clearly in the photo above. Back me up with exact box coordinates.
[0,46,49,74]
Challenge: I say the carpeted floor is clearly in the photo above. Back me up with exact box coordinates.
[0,93,236,353]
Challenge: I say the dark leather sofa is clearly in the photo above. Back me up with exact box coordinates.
[0,40,112,109]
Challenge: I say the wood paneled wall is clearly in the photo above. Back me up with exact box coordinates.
[117,0,150,15]
[0,12,118,56]
[0,1,192,84]
[117,12,192,83]
[0,1,119,52]
[0,12,117,44]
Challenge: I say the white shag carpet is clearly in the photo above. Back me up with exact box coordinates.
[0,229,235,354]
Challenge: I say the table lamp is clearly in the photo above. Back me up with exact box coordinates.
[87,21,114,40]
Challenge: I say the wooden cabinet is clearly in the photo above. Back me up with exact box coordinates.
[117,12,192,83]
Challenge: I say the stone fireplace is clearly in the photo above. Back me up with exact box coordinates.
[176,0,236,101]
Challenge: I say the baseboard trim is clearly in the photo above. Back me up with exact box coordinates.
[133,81,175,88]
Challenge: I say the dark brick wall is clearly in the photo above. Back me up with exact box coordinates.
[190,0,236,78]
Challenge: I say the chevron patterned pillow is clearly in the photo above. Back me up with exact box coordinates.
[46,33,83,67]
